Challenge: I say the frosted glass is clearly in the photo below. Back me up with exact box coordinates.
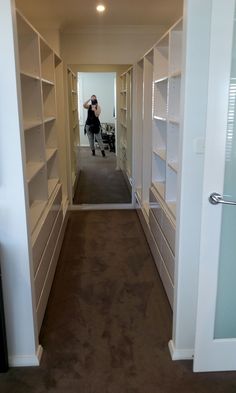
[214,10,236,338]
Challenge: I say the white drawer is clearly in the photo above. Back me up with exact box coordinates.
[149,210,162,250]
[162,211,175,254]
[150,189,163,228]
[34,208,63,305]
[150,210,175,283]
[32,186,62,274]
[160,261,174,309]
[161,234,175,283]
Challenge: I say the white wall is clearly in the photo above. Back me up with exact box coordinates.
[61,25,167,65]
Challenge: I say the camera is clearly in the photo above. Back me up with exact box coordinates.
[91,99,97,105]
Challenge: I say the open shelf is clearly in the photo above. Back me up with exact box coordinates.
[153,149,166,161]
[20,74,42,125]
[25,124,45,163]
[154,35,169,81]
[46,148,57,162]
[152,154,166,185]
[165,167,177,206]
[16,12,40,78]
[153,117,167,153]
[24,119,43,131]
[42,83,56,119]
[167,202,177,219]
[168,161,178,173]
[169,20,183,75]
[47,152,59,196]
[40,39,54,83]
[26,162,45,183]
[44,120,57,149]
[167,121,179,172]
[168,75,181,121]
[152,181,165,200]
[48,178,59,197]
[153,79,168,119]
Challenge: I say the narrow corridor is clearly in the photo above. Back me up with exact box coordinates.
[1,211,236,392]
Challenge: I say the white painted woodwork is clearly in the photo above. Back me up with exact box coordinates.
[0,2,68,366]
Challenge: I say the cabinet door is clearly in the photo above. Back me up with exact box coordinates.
[194,0,236,372]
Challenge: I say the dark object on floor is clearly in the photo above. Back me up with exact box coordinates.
[101,150,105,157]
[100,123,116,152]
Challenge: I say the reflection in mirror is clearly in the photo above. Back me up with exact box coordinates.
[71,71,132,205]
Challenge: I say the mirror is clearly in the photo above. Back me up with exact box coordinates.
[70,70,132,206]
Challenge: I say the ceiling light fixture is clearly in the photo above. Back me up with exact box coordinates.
[96,4,106,13]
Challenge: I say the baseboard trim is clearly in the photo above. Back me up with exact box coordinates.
[8,345,43,367]
[168,340,194,360]
[69,203,134,210]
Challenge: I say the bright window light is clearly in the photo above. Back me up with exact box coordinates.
[96,4,106,12]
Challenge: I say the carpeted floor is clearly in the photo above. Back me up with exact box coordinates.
[73,147,131,204]
[1,210,236,393]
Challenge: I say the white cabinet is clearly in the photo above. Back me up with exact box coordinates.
[15,10,67,332]
[67,68,79,199]
[133,18,183,309]
[17,11,62,233]
[119,69,132,187]
[152,19,183,221]
[134,0,216,364]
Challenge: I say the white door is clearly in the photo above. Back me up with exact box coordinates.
[194,0,236,372]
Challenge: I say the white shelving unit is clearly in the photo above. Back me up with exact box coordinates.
[151,19,183,222]
[134,18,183,311]
[67,68,80,200]
[6,9,68,361]
[134,59,144,201]
[119,69,133,188]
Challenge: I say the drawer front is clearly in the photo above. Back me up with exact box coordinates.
[161,235,175,283]
[160,261,174,309]
[34,208,63,305]
[149,188,163,228]
[149,210,162,251]
[33,186,62,274]
[162,211,175,254]
[150,210,175,283]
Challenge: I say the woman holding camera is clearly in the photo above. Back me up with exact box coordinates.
[83,95,105,157]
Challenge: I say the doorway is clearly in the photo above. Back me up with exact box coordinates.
[72,72,132,205]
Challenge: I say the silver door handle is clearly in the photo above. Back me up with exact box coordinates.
[209,192,236,205]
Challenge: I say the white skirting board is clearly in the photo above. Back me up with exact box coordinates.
[8,345,43,367]
[70,203,134,210]
[168,340,194,360]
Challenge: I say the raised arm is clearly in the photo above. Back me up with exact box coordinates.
[83,99,91,109]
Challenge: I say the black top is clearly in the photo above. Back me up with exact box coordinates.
[86,105,99,126]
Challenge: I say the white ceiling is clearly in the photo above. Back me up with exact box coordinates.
[16,0,183,31]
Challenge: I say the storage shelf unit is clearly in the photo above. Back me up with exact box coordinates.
[152,19,183,221]
[119,69,133,186]
[67,68,80,199]
[134,18,183,310]
[16,9,65,335]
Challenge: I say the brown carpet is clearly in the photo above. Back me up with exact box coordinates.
[1,210,236,393]
[73,147,131,204]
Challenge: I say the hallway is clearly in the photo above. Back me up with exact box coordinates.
[73,147,131,204]
[1,211,236,392]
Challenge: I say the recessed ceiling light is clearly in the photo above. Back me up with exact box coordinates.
[96,4,106,13]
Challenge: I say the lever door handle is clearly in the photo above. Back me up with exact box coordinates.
[209,192,236,206]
